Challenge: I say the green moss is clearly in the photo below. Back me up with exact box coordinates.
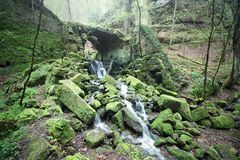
[84,129,105,148]
[167,146,196,160]
[112,110,124,129]
[116,143,141,160]
[46,118,75,144]
[17,108,38,125]
[191,107,209,122]
[64,153,89,160]
[214,144,238,160]
[0,17,63,75]
[106,102,122,113]
[210,115,235,129]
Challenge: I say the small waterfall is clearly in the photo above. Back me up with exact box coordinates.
[136,99,148,121]
[91,60,107,79]
[94,113,112,135]
[120,83,165,160]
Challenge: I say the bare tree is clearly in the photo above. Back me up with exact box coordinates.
[169,0,177,46]
[20,0,44,106]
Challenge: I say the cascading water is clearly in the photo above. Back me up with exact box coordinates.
[136,98,148,121]
[90,61,112,134]
[120,83,165,160]
[91,60,107,79]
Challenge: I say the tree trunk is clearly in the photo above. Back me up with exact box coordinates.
[67,0,72,21]
[169,0,177,46]
[123,0,132,34]
[136,0,142,56]
[20,0,44,106]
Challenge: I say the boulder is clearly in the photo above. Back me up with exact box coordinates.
[191,107,209,122]
[57,83,96,124]
[205,146,222,160]
[113,131,123,147]
[40,97,63,115]
[71,73,91,84]
[17,108,38,125]
[59,79,85,97]
[46,118,75,144]
[122,108,143,133]
[199,119,212,127]
[69,117,83,131]
[162,123,174,136]
[26,135,54,160]
[100,75,116,86]
[167,146,196,160]
[154,137,176,147]
[126,76,146,90]
[106,102,122,113]
[151,108,173,134]
[84,129,105,148]
[64,153,89,160]
[90,99,101,109]
[210,115,235,129]
[214,144,238,160]
[112,110,125,129]
[157,95,192,121]
[116,143,141,160]
[179,134,193,145]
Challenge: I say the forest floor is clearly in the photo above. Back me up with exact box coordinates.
[163,42,240,153]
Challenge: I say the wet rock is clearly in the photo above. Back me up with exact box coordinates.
[64,153,89,160]
[116,143,141,160]
[191,107,209,122]
[166,146,196,160]
[84,129,105,148]
[154,137,176,147]
[214,144,239,160]
[210,115,235,129]
[112,110,124,129]
[106,102,122,113]
[57,83,96,124]
[157,95,192,121]
[122,108,142,133]
[46,118,75,144]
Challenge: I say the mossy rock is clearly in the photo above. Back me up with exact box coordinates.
[26,135,54,160]
[113,130,123,147]
[57,83,96,124]
[210,115,235,129]
[116,143,141,160]
[90,99,101,109]
[40,97,63,115]
[214,144,239,160]
[126,76,146,90]
[191,107,209,122]
[84,129,105,148]
[112,110,125,129]
[46,118,75,144]
[17,108,38,125]
[154,137,176,147]
[106,102,122,113]
[69,117,83,131]
[179,134,193,145]
[59,79,85,97]
[162,123,174,136]
[157,95,192,121]
[122,107,143,134]
[151,108,173,134]
[167,146,196,160]
[194,148,206,159]
[100,75,116,86]
[199,119,212,127]
[64,153,89,160]
[205,146,222,160]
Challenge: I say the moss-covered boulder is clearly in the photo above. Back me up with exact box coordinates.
[26,135,54,160]
[157,95,192,121]
[210,115,235,129]
[46,118,75,144]
[199,119,212,127]
[167,146,196,160]
[57,83,96,124]
[90,99,101,109]
[116,143,141,160]
[113,130,123,147]
[112,110,125,129]
[154,137,177,147]
[106,102,122,113]
[162,123,174,136]
[205,146,222,160]
[40,97,63,115]
[126,76,146,90]
[71,73,91,84]
[191,107,209,122]
[17,108,38,125]
[69,117,83,131]
[122,108,142,133]
[84,129,105,148]
[64,153,89,160]
[179,134,193,145]
[214,144,239,160]
[59,79,85,97]
[151,108,173,134]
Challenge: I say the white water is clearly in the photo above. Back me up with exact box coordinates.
[120,83,165,160]
[91,60,107,79]
[136,99,148,121]
[94,113,112,135]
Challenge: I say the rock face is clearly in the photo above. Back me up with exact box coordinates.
[46,118,75,144]
[122,108,143,133]
[210,115,235,129]
[57,83,96,124]
[84,129,105,148]
[157,95,192,121]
